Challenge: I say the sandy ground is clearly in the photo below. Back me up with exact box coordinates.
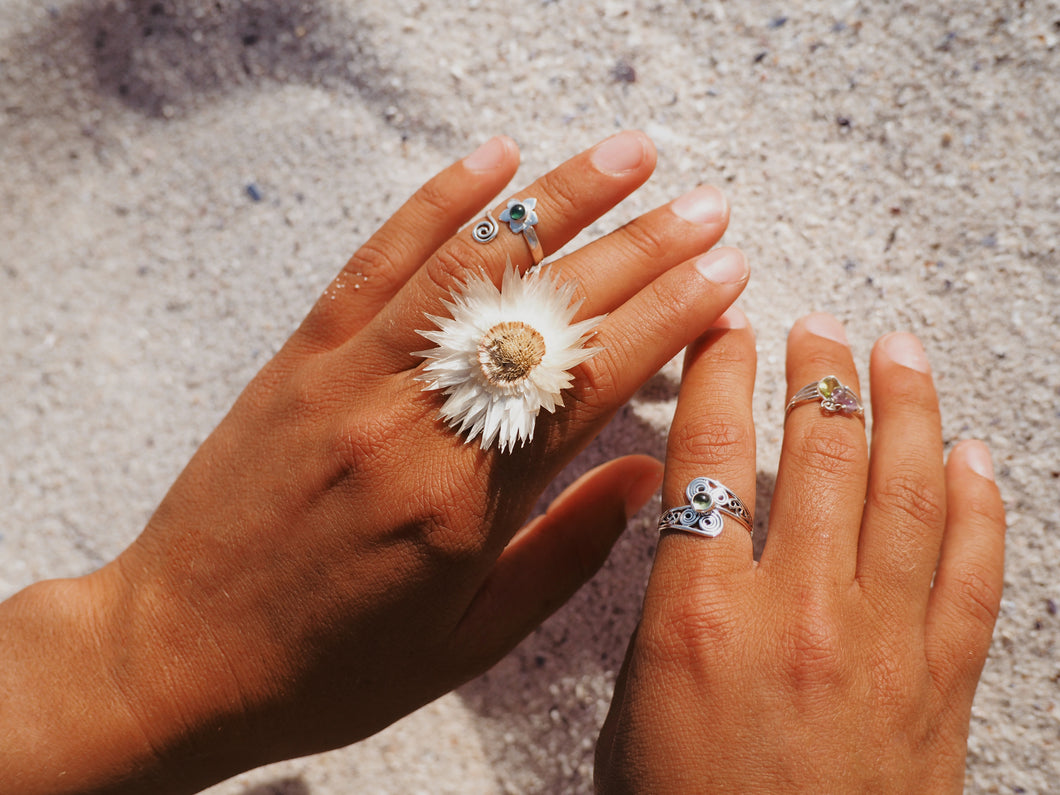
[2,0,1058,792]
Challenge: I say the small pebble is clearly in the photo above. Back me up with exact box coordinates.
[610,60,636,83]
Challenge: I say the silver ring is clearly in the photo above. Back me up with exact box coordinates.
[472,198,543,265]
[658,477,753,538]
[785,375,864,419]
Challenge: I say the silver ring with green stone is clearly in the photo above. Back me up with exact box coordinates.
[658,477,753,538]
[473,197,544,265]
[785,375,864,419]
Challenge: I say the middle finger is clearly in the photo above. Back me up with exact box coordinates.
[366,130,659,371]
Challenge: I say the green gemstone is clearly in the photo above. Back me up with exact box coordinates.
[818,375,840,398]
[509,203,526,221]
[691,492,713,512]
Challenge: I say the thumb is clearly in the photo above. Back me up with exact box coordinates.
[452,454,662,670]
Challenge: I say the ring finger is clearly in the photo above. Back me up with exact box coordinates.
[760,313,869,586]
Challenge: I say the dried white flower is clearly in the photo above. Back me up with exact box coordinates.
[414,262,603,453]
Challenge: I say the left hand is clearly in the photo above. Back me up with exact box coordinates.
[0,131,747,794]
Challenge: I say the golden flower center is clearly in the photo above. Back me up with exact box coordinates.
[478,321,546,384]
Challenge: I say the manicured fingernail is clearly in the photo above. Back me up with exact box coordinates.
[881,332,931,373]
[624,463,664,519]
[802,313,848,346]
[711,305,749,329]
[695,248,748,284]
[463,136,510,172]
[961,440,995,481]
[591,131,649,174]
[671,186,728,225]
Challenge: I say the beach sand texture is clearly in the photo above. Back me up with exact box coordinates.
[1,1,1058,792]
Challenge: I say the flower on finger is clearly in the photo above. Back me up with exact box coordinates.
[414,261,603,453]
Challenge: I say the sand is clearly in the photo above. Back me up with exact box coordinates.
[1,0,1058,792]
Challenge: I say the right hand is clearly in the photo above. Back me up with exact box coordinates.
[595,312,1006,793]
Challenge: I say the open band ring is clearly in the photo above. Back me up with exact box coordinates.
[785,375,864,419]
[472,197,544,266]
[658,477,753,538]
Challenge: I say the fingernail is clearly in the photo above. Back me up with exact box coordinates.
[695,248,748,284]
[710,305,749,329]
[591,131,649,174]
[463,136,509,172]
[671,186,728,225]
[802,313,849,346]
[624,463,664,519]
[961,440,995,481]
[881,332,931,373]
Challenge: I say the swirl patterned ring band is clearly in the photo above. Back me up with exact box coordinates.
[472,198,544,265]
[658,477,753,538]
[785,375,864,419]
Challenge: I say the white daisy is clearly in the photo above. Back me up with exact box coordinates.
[414,261,604,453]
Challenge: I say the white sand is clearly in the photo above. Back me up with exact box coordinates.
[2,0,1058,792]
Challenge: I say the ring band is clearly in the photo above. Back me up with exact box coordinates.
[472,197,544,266]
[785,375,864,419]
[658,477,753,538]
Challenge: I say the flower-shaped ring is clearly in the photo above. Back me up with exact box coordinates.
[472,197,544,265]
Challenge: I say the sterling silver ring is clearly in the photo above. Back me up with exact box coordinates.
[472,197,543,265]
[658,477,753,538]
[785,375,864,419]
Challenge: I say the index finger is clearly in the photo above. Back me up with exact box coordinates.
[653,308,758,587]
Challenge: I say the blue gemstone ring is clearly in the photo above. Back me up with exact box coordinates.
[472,197,543,265]
[658,477,753,539]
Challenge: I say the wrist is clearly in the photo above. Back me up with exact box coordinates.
[84,552,267,794]
[0,574,164,794]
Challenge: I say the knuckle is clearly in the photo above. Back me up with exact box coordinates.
[411,464,487,563]
[777,601,848,689]
[615,217,670,260]
[267,365,334,427]
[867,640,918,712]
[566,343,627,417]
[879,368,937,413]
[343,239,406,295]
[644,270,699,316]
[413,176,458,220]
[643,595,741,667]
[426,239,494,294]
[668,412,753,471]
[869,469,946,530]
[791,423,864,472]
[950,565,1003,634]
[328,405,400,476]
[534,171,581,226]
[962,485,1007,528]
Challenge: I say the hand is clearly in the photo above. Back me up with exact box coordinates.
[0,131,748,793]
[595,312,1006,793]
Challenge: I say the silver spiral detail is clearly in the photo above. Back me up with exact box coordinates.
[472,212,499,243]
[697,511,725,536]
[659,476,753,539]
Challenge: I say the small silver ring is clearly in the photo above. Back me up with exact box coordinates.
[785,375,864,419]
[658,477,753,538]
[472,197,543,265]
